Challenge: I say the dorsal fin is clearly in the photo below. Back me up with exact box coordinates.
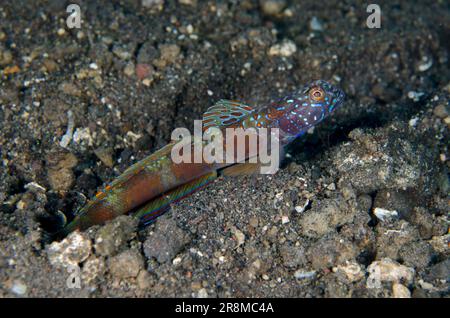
[109,142,175,188]
[202,99,255,132]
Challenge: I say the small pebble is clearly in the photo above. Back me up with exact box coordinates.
[407,91,424,102]
[142,78,152,86]
[392,283,411,298]
[294,199,309,213]
[433,104,449,119]
[294,270,316,279]
[366,258,415,289]
[10,280,27,296]
[268,40,297,57]
[94,146,114,168]
[172,257,182,265]
[310,17,324,31]
[197,288,208,298]
[230,226,245,248]
[418,58,433,72]
[373,207,398,222]
[136,63,154,80]
[113,46,133,60]
[73,127,94,146]
[408,117,419,127]
[260,0,286,16]
[123,62,135,77]
[153,44,180,68]
[249,217,259,228]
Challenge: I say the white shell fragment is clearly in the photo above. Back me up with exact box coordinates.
[373,207,398,221]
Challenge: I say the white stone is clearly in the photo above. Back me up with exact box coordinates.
[10,280,27,295]
[268,40,297,57]
[47,231,92,268]
[295,199,310,213]
[373,207,398,221]
[418,58,433,72]
[310,17,324,31]
[197,288,208,298]
[172,257,182,265]
[366,258,415,289]
[294,270,316,279]
[408,117,419,127]
[73,127,94,146]
[392,283,411,298]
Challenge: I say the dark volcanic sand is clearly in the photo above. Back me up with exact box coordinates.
[0,0,449,297]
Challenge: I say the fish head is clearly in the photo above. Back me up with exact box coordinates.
[276,80,345,138]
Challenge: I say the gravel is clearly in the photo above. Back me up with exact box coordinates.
[143,216,191,263]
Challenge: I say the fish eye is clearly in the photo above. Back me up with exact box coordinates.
[309,87,325,102]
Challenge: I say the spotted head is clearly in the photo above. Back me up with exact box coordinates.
[272,80,345,142]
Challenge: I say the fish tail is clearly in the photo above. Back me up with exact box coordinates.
[134,171,218,226]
